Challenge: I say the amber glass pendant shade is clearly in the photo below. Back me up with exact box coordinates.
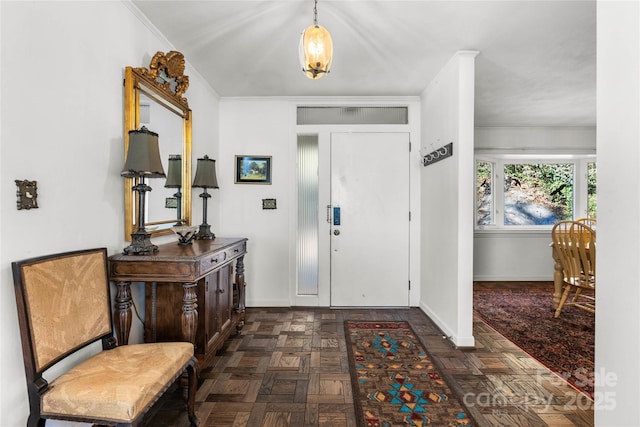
[299,24,333,79]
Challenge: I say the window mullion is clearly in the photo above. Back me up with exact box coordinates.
[495,160,505,227]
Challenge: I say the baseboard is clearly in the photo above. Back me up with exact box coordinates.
[246,298,291,307]
[419,302,475,348]
[473,275,553,281]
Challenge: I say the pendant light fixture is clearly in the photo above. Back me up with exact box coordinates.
[299,0,333,79]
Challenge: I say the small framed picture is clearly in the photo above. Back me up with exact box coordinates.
[235,155,272,184]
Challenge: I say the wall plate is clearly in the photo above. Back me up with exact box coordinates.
[15,180,38,210]
[262,198,277,210]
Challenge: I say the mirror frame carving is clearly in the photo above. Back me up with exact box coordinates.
[123,51,192,241]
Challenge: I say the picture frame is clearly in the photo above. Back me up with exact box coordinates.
[235,155,272,184]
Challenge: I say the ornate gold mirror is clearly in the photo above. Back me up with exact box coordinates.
[123,51,192,241]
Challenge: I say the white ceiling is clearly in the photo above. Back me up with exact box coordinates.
[132,0,596,127]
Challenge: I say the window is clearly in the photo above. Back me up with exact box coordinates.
[476,154,596,229]
[476,161,493,225]
[587,161,597,219]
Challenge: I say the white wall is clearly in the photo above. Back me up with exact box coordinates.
[473,232,556,281]
[0,2,220,426]
[218,98,422,308]
[218,99,293,307]
[595,1,640,425]
[419,52,477,347]
[475,126,596,152]
[473,126,596,281]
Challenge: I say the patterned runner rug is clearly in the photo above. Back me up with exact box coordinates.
[344,321,472,427]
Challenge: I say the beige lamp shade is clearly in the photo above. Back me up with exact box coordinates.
[192,155,219,189]
[299,24,333,79]
[121,127,166,178]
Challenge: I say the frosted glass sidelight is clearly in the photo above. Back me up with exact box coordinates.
[297,135,319,295]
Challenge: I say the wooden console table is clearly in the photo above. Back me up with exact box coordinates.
[108,237,247,369]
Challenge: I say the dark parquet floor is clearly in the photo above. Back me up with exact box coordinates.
[143,305,594,427]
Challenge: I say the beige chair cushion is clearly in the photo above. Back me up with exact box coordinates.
[42,342,194,423]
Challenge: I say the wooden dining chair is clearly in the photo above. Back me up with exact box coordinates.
[12,248,199,427]
[575,218,597,251]
[551,221,596,318]
[575,217,596,226]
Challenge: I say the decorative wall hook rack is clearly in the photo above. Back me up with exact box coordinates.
[422,142,453,167]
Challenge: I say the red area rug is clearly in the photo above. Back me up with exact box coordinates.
[344,321,472,427]
[473,282,594,398]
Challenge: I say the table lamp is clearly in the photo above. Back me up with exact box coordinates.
[121,126,165,255]
[164,154,183,226]
[192,155,219,239]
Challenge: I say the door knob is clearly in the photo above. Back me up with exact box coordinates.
[333,229,340,236]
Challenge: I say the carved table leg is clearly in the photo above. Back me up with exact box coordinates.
[181,282,198,400]
[114,281,132,345]
[182,282,199,344]
[234,255,246,330]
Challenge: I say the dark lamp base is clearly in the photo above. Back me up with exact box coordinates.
[195,224,215,240]
[123,231,159,255]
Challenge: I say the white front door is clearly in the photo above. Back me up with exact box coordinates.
[329,132,410,306]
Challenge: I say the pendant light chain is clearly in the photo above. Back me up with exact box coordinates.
[313,0,318,26]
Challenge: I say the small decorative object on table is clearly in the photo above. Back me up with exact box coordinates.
[172,225,199,245]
